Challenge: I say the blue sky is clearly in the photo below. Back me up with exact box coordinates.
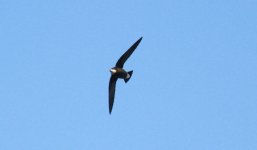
[1,0,257,149]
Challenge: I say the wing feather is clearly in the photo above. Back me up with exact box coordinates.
[109,76,118,114]
[115,37,143,68]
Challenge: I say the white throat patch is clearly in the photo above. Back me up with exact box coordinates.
[110,69,117,74]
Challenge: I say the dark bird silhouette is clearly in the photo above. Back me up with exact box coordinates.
[108,37,143,114]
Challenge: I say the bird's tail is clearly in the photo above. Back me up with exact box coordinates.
[124,71,133,83]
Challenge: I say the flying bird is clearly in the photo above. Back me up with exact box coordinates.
[109,37,143,114]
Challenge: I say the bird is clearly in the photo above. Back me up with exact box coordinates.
[108,37,143,114]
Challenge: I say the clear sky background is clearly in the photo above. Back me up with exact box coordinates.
[1,0,257,149]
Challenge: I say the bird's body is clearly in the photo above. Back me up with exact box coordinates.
[108,37,143,114]
[110,67,129,79]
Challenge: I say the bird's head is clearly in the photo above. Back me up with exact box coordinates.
[110,68,117,74]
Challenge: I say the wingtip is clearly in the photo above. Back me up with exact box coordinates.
[109,107,112,114]
[136,36,143,43]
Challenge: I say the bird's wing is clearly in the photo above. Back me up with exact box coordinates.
[115,37,143,68]
[109,75,118,114]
